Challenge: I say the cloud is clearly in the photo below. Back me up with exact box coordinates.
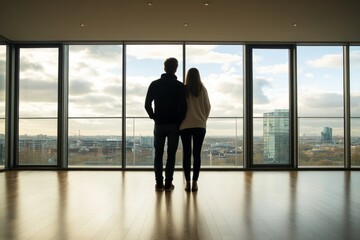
[19,78,57,103]
[253,78,271,104]
[304,93,343,108]
[298,92,344,117]
[305,73,314,78]
[187,45,242,65]
[69,79,94,96]
[127,45,183,60]
[255,63,288,75]
[350,50,360,67]
[70,45,122,63]
[103,84,122,97]
[307,54,342,68]
[69,93,121,117]
[203,72,243,117]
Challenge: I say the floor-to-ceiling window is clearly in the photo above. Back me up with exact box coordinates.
[350,46,360,167]
[18,47,59,165]
[297,46,344,167]
[8,43,360,169]
[125,44,183,167]
[186,44,244,167]
[68,45,123,167]
[0,44,6,169]
[251,47,291,166]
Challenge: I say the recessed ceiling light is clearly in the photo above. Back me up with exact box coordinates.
[80,23,86,27]
[147,1,152,6]
[184,23,189,27]
[204,2,209,6]
[293,23,298,27]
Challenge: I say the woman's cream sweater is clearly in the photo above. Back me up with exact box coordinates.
[180,88,211,130]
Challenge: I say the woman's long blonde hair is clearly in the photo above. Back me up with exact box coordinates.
[185,68,204,97]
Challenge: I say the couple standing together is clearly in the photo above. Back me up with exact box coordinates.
[145,57,211,192]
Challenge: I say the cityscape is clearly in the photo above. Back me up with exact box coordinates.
[4,110,359,167]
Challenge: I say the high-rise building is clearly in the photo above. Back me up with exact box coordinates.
[263,109,289,164]
[321,127,333,143]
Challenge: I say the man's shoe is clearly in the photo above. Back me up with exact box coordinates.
[185,181,191,192]
[192,181,198,191]
[164,183,175,192]
[155,184,164,191]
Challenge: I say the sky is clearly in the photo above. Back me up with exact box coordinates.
[2,44,360,137]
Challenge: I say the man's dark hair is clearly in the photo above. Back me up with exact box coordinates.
[164,58,178,74]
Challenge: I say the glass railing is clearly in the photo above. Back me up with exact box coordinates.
[298,118,344,167]
[16,116,360,168]
[126,117,244,168]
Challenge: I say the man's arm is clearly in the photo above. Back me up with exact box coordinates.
[144,85,155,119]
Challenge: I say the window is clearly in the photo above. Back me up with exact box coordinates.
[126,44,183,167]
[0,44,6,168]
[186,45,244,167]
[68,45,123,167]
[251,48,291,165]
[297,46,344,167]
[18,47,59,165]
[350,46,360,167]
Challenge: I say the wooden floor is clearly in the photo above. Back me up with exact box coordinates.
[1,171,360,240]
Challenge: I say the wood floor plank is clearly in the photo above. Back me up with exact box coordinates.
[1,170,360,240]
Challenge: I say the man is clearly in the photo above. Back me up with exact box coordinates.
[145,57,187,191]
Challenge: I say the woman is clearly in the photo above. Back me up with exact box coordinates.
[180,68,211,192]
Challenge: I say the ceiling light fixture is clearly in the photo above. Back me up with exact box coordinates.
[80,23,86,27]
[293,23,298,27]
[147,2,152,6]
[204,2,209,6]
[184,23,189,27]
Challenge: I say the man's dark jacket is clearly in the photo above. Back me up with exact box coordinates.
[145,73,187,125]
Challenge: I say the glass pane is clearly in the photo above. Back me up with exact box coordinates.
[68,45,123,167]
[126,44,183,117]
[126,44,183,168]
[350,46,360,167]
[19,48,58,118]
[185,45,244,167]
[298,118,344,167]
[18,119,57,165]
[205,118,243,167]
[125,118,244,167]
[0,45,5,118]
[252,49,290,165]
[186,45,243,117]
[351,119,360,167]
[68,119,122,166]
[297,46,344,167]
[0,119,4,167]
[126,118,154,167]
[69,45,122,117]
[298,46,343,117]
[253,115,290,164]
[0,45,5,168]
[19,48,58,166]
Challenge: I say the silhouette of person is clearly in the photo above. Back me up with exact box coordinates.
[180,68,211,192]
[145,57,187,191]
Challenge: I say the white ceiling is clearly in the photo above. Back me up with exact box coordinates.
[1,0,359,42]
